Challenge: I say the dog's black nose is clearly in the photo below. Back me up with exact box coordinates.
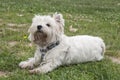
[37,25,42,30]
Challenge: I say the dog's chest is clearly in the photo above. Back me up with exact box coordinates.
[40,45,70,64]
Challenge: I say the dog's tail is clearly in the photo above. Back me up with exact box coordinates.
[98,37,106,56]
[96,37,105,56]
[101,41,105,56]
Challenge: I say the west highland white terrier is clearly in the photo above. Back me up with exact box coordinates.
[19,13,105,74]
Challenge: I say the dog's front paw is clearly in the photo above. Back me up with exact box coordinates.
[19,61,34,69]
[29,68,46,74]
[29,69,40,74]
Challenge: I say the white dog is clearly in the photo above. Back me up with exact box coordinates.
[19,13,105,74]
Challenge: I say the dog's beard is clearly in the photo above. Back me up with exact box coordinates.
[33,31,47,47]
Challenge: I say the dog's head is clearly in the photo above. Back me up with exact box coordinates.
[28,13,64,46]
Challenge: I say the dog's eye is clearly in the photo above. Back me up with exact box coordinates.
[46,24,50,27]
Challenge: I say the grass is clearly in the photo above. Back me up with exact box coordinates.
[0,0,120,80]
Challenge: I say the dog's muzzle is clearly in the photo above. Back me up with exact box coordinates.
[33,30,47,46]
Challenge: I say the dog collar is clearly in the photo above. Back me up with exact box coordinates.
[40,41,60,53]
[40,41,60,62]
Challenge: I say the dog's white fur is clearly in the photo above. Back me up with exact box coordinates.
[19,13,105,74]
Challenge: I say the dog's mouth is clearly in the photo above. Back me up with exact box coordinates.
[33,31,47,46]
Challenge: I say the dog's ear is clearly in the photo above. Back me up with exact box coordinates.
[53,12,64,26]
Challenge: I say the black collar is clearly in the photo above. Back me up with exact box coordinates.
[40,41,60,53]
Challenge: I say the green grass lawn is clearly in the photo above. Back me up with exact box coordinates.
[0,0,120,80]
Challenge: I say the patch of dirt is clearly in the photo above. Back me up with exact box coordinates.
[22,43,34,47]
[16,13,24,17]
[8,41,18,47]
[7,23,28,27]
[6,27,19,32]
[0,19,3,22]
[17,24,28,27]
[69,25,78,32]
[0,71,8,77]
[107,56,120,64]
[7,23,17,27]
[0,23,3,26]
[117,3,120,6]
